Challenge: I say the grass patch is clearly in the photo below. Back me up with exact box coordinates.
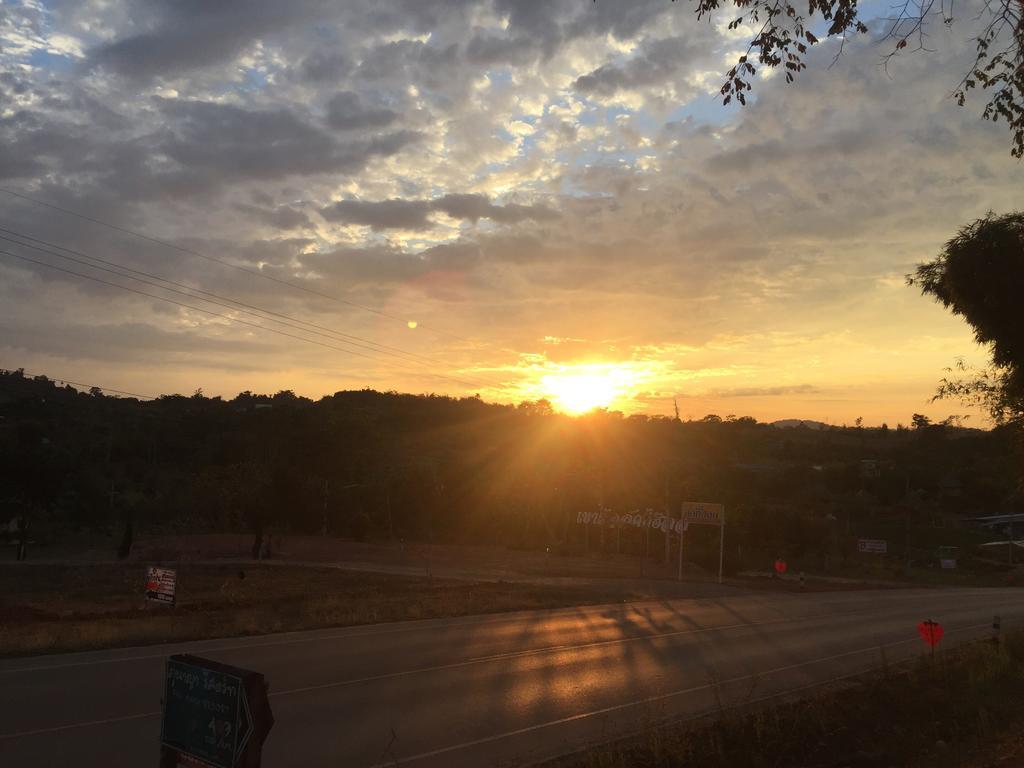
[548,632,1024,768]
[0,563,633,657]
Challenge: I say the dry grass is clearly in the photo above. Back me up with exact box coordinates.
[547,632,1024,768]
[0,563,631,657]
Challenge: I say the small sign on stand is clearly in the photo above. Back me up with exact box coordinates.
[857,539,888,554]
[146,567,178,606]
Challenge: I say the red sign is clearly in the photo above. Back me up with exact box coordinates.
[917,620,944,647]
[774,559,788,575]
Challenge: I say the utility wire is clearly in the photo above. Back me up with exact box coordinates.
[0,249,493,391]
[1,368,155,400]
[0,226,445,367]
[0,228,503,389]
[0,186,475,342]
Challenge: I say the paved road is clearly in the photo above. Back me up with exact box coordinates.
[1,588,1021,767]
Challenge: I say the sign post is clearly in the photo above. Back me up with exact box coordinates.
[681,502,726,584]
[718,508,725,585]
[677,520,689,582]
[916,619,944,660]
[160,655,274,768]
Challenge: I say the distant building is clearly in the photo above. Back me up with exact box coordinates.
[965,513,1024,530]
[938,475,963,497]
[859,459,880,479]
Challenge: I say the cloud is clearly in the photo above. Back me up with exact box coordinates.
[320,194,557,231]
[574,35,711,99]
[297,51,352,83]
[325,91,399,131]
[146,99,421,194]
[234,204,313,231]
[86,1,331,79]
[709,384,821,398]
[320,199,432,230]
[0,0,1018,424]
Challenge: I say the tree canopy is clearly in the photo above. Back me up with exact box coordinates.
[2,369,1019,572]
[910,211,1024,424]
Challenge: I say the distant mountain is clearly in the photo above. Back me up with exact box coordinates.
[771,419,830,430]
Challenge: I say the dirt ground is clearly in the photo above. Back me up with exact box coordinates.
[2,532,906,593]
[0,562,638,657]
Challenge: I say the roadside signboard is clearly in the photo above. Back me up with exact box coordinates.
[857,539,888,554]
[146,567,177,606]
[859,459,880,479]
[681,502,724,526]
[160,655,273,768]
[940,558,957,569]
[681,502,727,584]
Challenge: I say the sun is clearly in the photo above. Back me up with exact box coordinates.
[542,369,625,415]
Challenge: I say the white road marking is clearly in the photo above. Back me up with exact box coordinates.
[0,711,159,741]
[1,589,1001,676]
[363,621,992,768]
[0,617,1001,743]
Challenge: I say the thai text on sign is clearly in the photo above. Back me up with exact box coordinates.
[681,502,724,526]
[576,510,688,535]
[145,567,177,606]
[857,539,888,554]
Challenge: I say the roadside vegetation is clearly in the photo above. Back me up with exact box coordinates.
[550,632,1024,768]
[0,562,632,658]
[2,371,1021,585]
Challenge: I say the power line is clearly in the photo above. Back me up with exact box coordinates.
[0,368,156,400]
[0,186,475,342]
[0,228,503,389]
[0,249,495,391]
[0,226,445,367]
[0,230,504,390]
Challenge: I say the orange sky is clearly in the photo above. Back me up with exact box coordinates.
[0,0,1016,427]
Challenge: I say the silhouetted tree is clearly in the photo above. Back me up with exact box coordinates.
[609,0,1024,155]
[910,211,1024,424]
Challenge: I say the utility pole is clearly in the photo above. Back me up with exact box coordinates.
[321,478,329,537]
[905,473,912,577]
[1009,517,1015,567]
[426,462,439,580]
[386,486,394,542]
[642,508,651,577]
[677,517,684,582]
[664,470,671,565]
[718,509,726,584]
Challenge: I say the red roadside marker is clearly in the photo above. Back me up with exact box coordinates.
[917,619,944,648]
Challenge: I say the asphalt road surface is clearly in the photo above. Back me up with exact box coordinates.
[2,587,1022,767]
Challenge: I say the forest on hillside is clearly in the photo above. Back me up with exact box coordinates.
[1,369,1021,573]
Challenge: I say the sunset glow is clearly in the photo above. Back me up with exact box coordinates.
[542,366,637,415]
[0,0,1017,425]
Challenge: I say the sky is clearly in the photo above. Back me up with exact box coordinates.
[0,0,1018,425]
